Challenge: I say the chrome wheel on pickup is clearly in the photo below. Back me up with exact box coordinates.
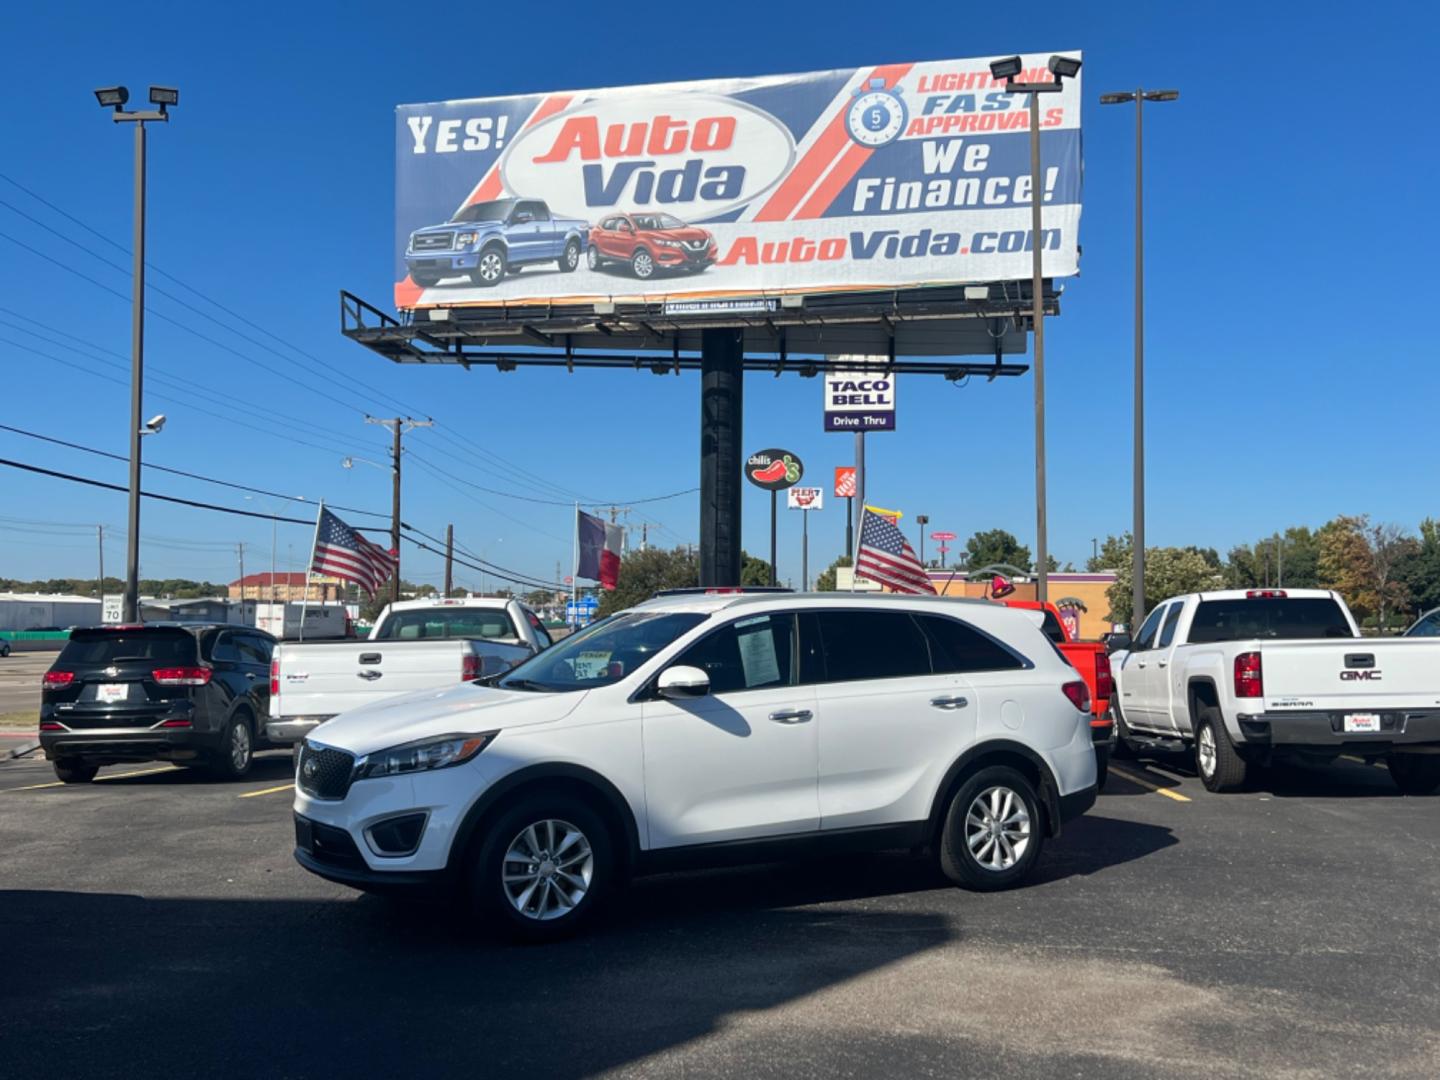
[471,248,506,287]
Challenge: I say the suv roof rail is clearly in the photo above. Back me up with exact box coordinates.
[652,586,795,598]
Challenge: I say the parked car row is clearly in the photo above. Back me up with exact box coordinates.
[404,198,717,288]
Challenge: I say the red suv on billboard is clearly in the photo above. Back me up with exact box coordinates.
[587,212,717,279]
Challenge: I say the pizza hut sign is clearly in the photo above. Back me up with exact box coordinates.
[787,486,824,510]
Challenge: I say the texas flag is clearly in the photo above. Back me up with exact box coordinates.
[577,510,624,591]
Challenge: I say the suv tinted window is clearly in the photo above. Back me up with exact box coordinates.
[1188,597,1354,642]
[918,615,1025,673]
[236,634,272,665]
[674,614,795,694]
[814,611,930,682]
[59,629,197,666]
[208,632,241,662]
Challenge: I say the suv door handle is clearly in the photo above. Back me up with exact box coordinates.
[768,709,813,724]
[1137,660,1147,668]
[930,696,969,710]
[1157,660,1169,668]
[245,672,257,680]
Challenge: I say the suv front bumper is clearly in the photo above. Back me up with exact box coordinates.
[1236,709,1440,751]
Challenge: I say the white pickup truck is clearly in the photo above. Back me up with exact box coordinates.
[1112,588,1440,794]
[265,597,553,748]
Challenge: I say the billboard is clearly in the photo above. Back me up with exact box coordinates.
[394,53,1082,309]
[787,486,824,510]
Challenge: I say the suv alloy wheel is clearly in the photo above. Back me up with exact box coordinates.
[211,713,254,780]
[586,245,601,270]
[938,765,1044,890]
[472,794,614,942]
[631,249,655,279]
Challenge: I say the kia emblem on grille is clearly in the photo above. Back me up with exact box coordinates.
[302,758,318,779]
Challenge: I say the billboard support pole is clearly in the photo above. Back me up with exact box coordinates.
[854,431,866,556]
[845,497,853,569]
[700,328,743,588]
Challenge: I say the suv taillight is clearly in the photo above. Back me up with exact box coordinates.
[1234,652,1263,698]
[43,671,74,689]
[270,659,280,697]
[1094,652,1114,701]
[461,654,482,682]
[152,667,212,686]
[1061,679,1091,713]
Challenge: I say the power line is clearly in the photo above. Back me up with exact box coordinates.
[0,422,387,519]
[0,171,434,419]
[402,522,566,591]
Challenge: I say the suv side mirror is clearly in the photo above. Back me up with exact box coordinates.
[1106,633,1132,654]
[657,665,710,700]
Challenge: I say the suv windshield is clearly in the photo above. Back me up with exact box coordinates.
[451,200,514,224]
[58,629,197,665]
[633,213,686,230]
[1188,597,1354,643]
[498,611,707,693]
[375,608,518,641]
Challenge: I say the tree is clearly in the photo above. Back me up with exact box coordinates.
[1369,522,1417,632]
[1226,527,1320,590]
[965,529,1032,573]
[1396,518,1440,617]
[1105,547,1225,626]
[815,555,853,592]
[1087,534,1131,573]
[594,548,771,616]
[1318,515,1377,623]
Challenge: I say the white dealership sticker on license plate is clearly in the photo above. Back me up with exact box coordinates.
[1344,713,1381,733]
[97,683,129,703]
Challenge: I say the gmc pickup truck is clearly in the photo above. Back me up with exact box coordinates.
[1112,589,1440,794]
[405,197,589,288]
[265,597,552,749]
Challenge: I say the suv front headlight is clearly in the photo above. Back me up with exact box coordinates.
[354,732,496,780]
[655,238,683,248]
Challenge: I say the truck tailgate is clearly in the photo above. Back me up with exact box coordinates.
[1261,639,1440,712]
[274,641,472,718]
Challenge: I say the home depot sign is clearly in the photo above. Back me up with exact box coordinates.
[823,363,895,432]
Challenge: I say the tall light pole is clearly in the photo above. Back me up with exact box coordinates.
[990,55,1082,603]
[95,85,177,623]
[1100,88,1179,625]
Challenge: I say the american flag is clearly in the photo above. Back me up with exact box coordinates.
[310,508,398,597]
[855,506,936,595]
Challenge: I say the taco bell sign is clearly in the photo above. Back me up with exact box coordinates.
[823,362,896,432]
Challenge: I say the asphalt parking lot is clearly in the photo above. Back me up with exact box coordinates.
[1,748,1436,1079]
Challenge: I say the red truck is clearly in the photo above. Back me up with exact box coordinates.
[997,599,1115,787]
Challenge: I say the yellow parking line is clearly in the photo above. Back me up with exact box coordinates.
[1109,765,1192,803]
[3,764,178,793]
[239,782,294,799]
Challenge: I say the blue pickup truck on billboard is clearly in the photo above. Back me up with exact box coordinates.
[395,53,1082,309]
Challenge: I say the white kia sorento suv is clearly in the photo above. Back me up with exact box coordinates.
[293,591,1098,939]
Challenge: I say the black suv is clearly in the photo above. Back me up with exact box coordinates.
[40,624,276,783]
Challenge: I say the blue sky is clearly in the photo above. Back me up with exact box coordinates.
[2,1,1436,592]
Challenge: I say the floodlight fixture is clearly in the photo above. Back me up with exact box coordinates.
[1048,55,1082,80]
[1144,89,1180,102]
[149,86,179,108]
[989,56,1023,82]
[1099,92,1136,105]
[141,413,166,434]
[94,86,129,109]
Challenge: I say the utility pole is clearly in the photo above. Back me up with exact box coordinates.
[916,514,930,567]
[97,526,105,602]
[641,523,648,551]
[237,543,246,612]
[365,416,433,603]
[444,523,454,597]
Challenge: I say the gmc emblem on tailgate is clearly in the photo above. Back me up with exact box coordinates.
[1340,670,1382,681]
